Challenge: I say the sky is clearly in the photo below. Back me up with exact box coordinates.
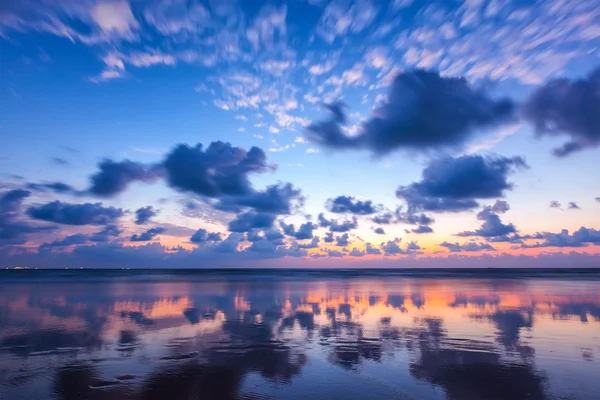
[0,0,599,268]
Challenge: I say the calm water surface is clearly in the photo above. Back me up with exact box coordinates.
[1,270,599,400]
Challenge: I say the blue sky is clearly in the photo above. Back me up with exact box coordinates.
[1,0,599,268]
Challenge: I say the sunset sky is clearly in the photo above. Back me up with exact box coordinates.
[1,0,599,268]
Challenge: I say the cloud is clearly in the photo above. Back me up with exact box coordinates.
[440,241,496,252]
[568,202,580,210]
[456,201,517,238]
[365,243,381,255]
[90,0,139,37]
[89,225,121,242]
[318,213,358,232]
[306,70,515,155]
[130,227,167,242]
[142,0,210,36]
[228,212,275,232]
[190,228,222,244]
[163,142,268,198]
[326,195,378,215]
[326,249,345,257]
[215,183,303,215]
[349,248,365,257]
[520,227,600,248]
[323,232,334,243]
[396,155,527,213]
[380,238,421,256]
[52,157,69,166]
[135,206,158,225]
[246,4,287,51]
[89,160,163,197]
[410,225,433,234]
[40,233,90,249]
[374,227,385,234]
[315,0,379,43]
[25,182,77,195]
[335,233,350,246]
[522,67,600,157]
[0,189,55,246]
[298,237,320,249]
[280,221,318,240]
[549,201,561,209]
[27,201,123,226]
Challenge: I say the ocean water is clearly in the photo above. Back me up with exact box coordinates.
[0,269,599,400]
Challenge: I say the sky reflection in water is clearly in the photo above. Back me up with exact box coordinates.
[1,273,599,400]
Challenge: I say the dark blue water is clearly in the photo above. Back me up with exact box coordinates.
[1,270,599,399]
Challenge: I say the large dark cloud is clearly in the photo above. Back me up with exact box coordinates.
[88,160,163,197]
[326,195,378,215]
[522,67,600,157]
[0,189,56,246]
[163,142,269,198]
[306,70,515,154]
[520,227,600,248]
[410,225,433,234]
[279,221,318,240]
[27,201,123,226]
[89,225,121,242]
[440,241,496,252]
[40,233,89,249]
[216,183,303,214]
[190,228,222,244]
[457,201,516,238]
[130,227,167,242]
[318,213,358,232]
[135,206,158,225]
[396,155,527,213]
[228,212,276,232]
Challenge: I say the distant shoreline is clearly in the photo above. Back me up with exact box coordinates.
[2,267,600,283]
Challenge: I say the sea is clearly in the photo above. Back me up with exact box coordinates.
[1,268,599,400]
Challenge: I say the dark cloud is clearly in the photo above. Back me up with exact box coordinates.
[228,212,275,232]
[410,225,433,234]
[365,243,381,254]
[298,237,320,249]
[374,227,385,234]
[440,241,496,252]
[326,195,378,215]
[40,233,89,249]
[397,155,526,213]
[190,228,222,244]
[318,213,358,232]
[25,182,77,194]
[326,249,344,257]
[349,248,365,257]
[135,206,158,225]
[215,183,303,214]
[27,201,123,225]
[335,233,350,246]
[0,189,56,246]
[323,232,334,243]
[595,197,600,203]
[89,225,121,242]
[88,159,163,197]
[130,227,167,242]
[522,67,600,157]
[264,229,285,245]
[568,202,580,210]
[163,142,269,198]
[52,157,69,166]
[306,70,515,154]
[372,212,393,224]
[380,238,404,256]
[279,221,317,239]
[520,227,600,248]
[457,201,516,238]
[549,201,561,209]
